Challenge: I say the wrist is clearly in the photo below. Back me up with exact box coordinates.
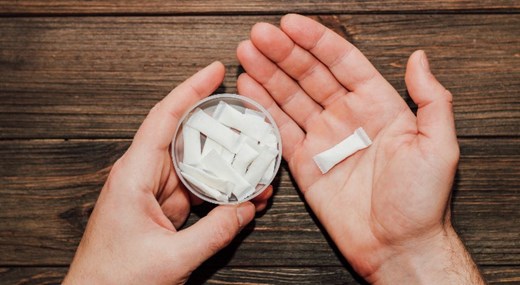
[366,226,484,285]
[63,263,105,285]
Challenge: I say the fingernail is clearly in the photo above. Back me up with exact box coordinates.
[237,203,255,228]
[420,51,431,73]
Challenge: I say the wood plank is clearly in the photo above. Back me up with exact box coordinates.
[0,138,518,266]
[1,266,519,285]
[0,267,68,285]
[0,0,518,15]
[0,15,519,139]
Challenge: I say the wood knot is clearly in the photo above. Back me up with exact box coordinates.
[59,202,94,233]
[316,15,355,43]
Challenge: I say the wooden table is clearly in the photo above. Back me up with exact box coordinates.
[1,1,519,284]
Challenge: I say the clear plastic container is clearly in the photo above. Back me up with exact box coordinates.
[171,94,282,204]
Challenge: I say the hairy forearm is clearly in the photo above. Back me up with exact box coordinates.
[367,227,485,285]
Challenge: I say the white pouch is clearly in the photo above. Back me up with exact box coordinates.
[232,143,259,175]
[201,137,223,157]
[313,127,372,174]
[259,160,276,185]
[201,150,253,199]
[213,102,272,141]
[236,187,256,201]
[245,108,266,119]
[260,131,278,148]
[245,147,279,186]
[181,172,228,202]
[179,162,234,196]
[201,138,235,164]
[186,108,241,153]
[182,125,202,165]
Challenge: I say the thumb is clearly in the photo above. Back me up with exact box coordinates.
[174,202,255,269]
[405,50,459,161]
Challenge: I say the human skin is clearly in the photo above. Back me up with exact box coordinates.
[236,14,485,284]
[63,61,272,285]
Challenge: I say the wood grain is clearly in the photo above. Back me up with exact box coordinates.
[0,0,518,15]
[0,139,518,267]
[1,5,519,284]
[1,266,519,285]
[1,15,519,139]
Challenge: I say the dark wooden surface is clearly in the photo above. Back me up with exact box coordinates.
[0,2,519,284]
[0,0,519,14]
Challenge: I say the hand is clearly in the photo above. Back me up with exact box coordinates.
[237,14,484,284]
[64,62,272,285]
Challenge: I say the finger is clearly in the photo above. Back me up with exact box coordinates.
[251,185,273,212]
[133,61,225,152]
[251,22,348,107]
[237,72,305,160]
[174,203,255,269]
[160,185,191,229]
[237,40,323,130]
[253,201,268,212]
[189,192,204,206]
[280,14,394,95]
[252,185,273,203]
[405,50,459,161]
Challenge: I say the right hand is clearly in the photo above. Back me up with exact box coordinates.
[237,14,483,284]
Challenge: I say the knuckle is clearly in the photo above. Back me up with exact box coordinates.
[440,140,460,169]
[449,143,461,164]
[108,157,123,178]
[105,156,127,189]
[149,101,162,115]
[111,156,124,171]
[443,89,453,103]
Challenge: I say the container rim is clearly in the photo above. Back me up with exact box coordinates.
[171,93,283,205]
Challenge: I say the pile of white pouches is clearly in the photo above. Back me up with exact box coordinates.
[179,101,279,202]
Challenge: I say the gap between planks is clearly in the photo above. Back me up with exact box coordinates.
[1,10,520,18]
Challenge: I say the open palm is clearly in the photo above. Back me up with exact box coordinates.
[237,14,459,277]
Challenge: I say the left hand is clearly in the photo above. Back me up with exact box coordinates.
[236,14,463,282]
[64,61,272,285]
